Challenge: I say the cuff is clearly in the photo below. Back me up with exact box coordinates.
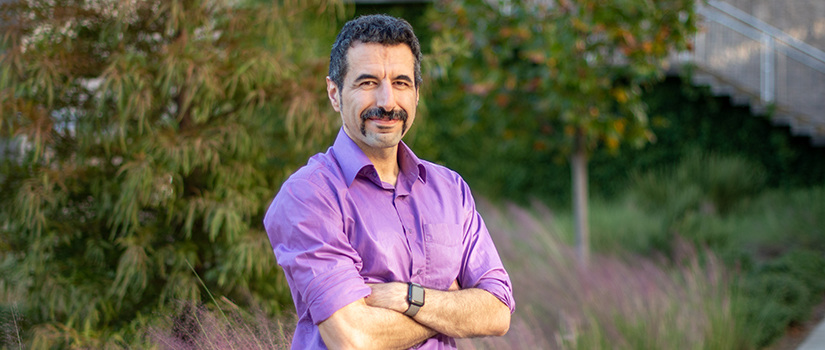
[305,266,372,324]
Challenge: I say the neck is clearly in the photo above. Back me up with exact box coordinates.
[363,146,400,186]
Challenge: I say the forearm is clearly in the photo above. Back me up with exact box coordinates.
[413,287,510,338]
[367,282,511,339]
[319,298,437,350]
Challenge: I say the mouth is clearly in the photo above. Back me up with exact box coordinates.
[360,107,409,136]
[367,116,400,125]
[364,117,403,136]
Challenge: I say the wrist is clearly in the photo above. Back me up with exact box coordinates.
[404,282,425,317]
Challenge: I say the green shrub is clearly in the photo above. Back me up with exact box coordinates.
[740,271,814,347]
[632,150,766,217]
[629,150,767,252]
[747,299,796,348]
[670,211,741,252]
[760,250,825,296]
[719,248,755,272]
[552,198,669,256]
[0,0,344,346]
[629,168,703,215]
[737,187,825,254]
[674,150,767,215]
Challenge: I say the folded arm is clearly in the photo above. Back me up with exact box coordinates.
[318,298,437,350]
[366,282,511,338]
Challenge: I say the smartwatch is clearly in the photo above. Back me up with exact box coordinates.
[404,282,425,317]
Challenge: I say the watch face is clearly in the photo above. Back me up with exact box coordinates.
[409,284,425,306]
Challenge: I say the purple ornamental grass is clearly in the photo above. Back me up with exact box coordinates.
[148,298,295,350]
[464,199,744,350]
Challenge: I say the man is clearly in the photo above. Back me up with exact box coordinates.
[264,14,514,349]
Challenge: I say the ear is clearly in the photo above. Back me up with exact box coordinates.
[326,77,341,112]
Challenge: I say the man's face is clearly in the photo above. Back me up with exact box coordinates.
[327,42,419,153]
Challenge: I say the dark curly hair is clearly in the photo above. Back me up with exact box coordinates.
[328,14,422,90]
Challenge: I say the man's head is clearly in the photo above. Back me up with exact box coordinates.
[328,14,422,90]
[326,15,422,155]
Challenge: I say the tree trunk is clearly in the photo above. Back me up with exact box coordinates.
[571,127,589,266]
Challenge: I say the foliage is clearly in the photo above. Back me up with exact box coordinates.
[640,78,825,189]
[631,149,766,215]
[420,0,696,201]
[415,73,825,208]
[588,77,825,201]
[607,150,762,254]
[739,249,825,349]
[627,151,823,259]
[0,303,23,349]
[0,0,345,346]
[726,186,825,258]
[551,197,667,255]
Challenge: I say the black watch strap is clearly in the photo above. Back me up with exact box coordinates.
[404,282,425,317]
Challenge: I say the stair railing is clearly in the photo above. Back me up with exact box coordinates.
[692,0,825,144]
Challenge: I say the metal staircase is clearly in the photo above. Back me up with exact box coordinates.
[678,0,825,145]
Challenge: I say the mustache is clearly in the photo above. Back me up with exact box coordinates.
[360,107,408,122]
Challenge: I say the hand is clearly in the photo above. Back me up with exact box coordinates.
[365,282,408,313]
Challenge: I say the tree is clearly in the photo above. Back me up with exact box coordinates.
[425,0,697,263]
[0,0,345,346]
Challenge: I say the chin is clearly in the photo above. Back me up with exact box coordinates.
[366,133,403,148]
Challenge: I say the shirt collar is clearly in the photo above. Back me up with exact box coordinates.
[331,127,427,187]
[397,137,428,187]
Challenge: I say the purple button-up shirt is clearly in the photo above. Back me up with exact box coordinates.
[263,128,514,349]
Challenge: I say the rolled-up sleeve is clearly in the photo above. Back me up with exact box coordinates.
[264,177,371,324]
[457,181,515,313]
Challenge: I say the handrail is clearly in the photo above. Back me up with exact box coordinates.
[699,0,825,75]
[708,0,825,64]
[690,0,825,145]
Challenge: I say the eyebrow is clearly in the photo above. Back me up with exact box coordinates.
[395,75,414,84]
[353,74,414,84]
[353,74,378,84]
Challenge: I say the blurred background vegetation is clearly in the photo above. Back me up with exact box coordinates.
[1,0,824,348]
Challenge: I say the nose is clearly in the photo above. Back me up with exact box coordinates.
[375,80,396,111]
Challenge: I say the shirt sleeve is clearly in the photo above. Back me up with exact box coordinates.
[457,179,516,313]
[264,176,371,324]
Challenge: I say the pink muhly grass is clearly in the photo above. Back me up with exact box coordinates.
[148,298,295,350]
[470,199,744,349]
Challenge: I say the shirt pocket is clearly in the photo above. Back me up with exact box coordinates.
[423,223,464,290]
